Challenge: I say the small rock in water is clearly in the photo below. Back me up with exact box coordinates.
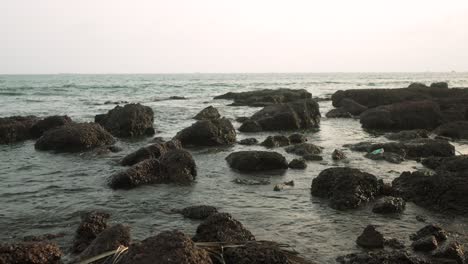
[71,211,111,254]
[356,225,384,249]
[416,215,427,223]
[384,238,405,249]
[411,235,438,252]
[284,180,294,186]
[179,205,218,220]
[288,133,307,144]
[332,149,346,160]
[273,184,283,191]
[410,224,448,243]
[303,154,323,161]
[192,212,255,243]
[288,158,307,169]
[432,241,465,264]
[193,105,221,120]
[372,196,406,214]
[232,178,270,185]
[261,135,290,148]
[169,96,186,100]
[238,138,258,145]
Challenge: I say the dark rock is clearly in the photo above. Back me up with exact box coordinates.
[288,133,307,144]
[95,103,155,138]
[169,96,186,100]
[285,143,322,157]
[385,130,429,141]
[311,167,381,210]
[393,171,468,215]
[273,184,283,191]
[435,121,468,140]
[332,149,346,160]
[232,178,270,185]
[365,152,405,164]
[238,138,258,145]
[341,98,368,115]
[71,211,111,254]
[416,215,428,223]
[356,225,384,249]
[0,241,62,264]
[422,155,468,173]
[110,149,197,189]
[239,99,320,132]
[432,241,465,264]
[384,238,405,249]
[214,88,312,107]
[408,82,429,89]
[223,241,301,264]
[76,224,131,263]
[284,180,294,186]
[30,115,72,138]
[288,159,307,169]
[178,205,218,220]
[337,251,430,264]
[194,106,221,120]
[410,225,448,243]
[23,233,65,242]
[35,122,115,152]
[430,82,449,89]
[372,196,406,214]
[261,135,290,148]
[411,236,438,252]
[192,213,255,243]
[104,100,129,105]
[326,108,352,118]
[0,116,39,144]
[303,154,323,161]
[235,116,249,123]
[121,139,182,166]
[226,151,288,172]
[119,230,212,264]
[332,88,430,108]
[174,118,236,147]
[360,100,443,130]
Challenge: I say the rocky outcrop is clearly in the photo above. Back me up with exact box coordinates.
[174,118,236,147]
[360,100,443,130]
[192,213,255,243]
[35,123,115,152]
[95,103,155,138]
[71,211,111,254]
[225,151,288,172]
[121,139,182,166]
[261,135,290,148]
[239,99,320,132]
[76,224,131,263]
[30,115,72,138]
[0,241,62,264]
[392,171,468,215]
[214,88,312,107]
[0,115,39,144]
[372,197,406,214]
[311,168,381,210]
[119,230,213,264]
[110,149,197,189]
[434,121,468,140]
[194,106,221,120]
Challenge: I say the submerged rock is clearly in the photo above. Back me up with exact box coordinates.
[95,103,155,138]
[238,138,258,145]
[311,167,381,210]
[194,106,221,120]
[372,196,406,214]
[0,115,39,144]
[76,224,131,263]
[232,178,270,185]
[192,213,255,243]
[332,149,346,160]
[214,88,312,107]
[0,241,62,264]
[121,139,182,166]
[30,115,72,138]
[261,135,290,148]
[325,108,352,118]
[356,225,384,249]
[226,151,288,172]
[239,99,320,132]
[393,171,468,215]
[110,149,197,189]
[176,205,218,220]
[434,121,468,140]
[288,158,307,169]
[71,211,111,254]
[35,122,115,152]
[120,230,212,264]
[285,143,322,157]
[174,118,236,147]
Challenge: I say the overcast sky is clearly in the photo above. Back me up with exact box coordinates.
[1,0,468,74]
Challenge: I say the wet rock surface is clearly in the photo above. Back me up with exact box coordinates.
[175,118,236,147]
[239,99,320,132]
[226,151,288,172]
[0,115,39,144]
[411,235,438,252]
[214,88,312,107]
[120,230,213,264]
[422,155,468,172]
[177,205,219,220]
[261,135,290,148]
[238,137,258,145]
[372,196,406,214]
[410,225,448,243]
[0,241,62,264]
[121,139,182,166]
[326,108,353,118]
[71,211,111,254]
[385,129,429,141]
[288,133,307,144]
[285,143,322,157]
[35,122,115,152]
[356,225,385,249]
[95,103,155,138]
[332,149,346,160]
[434,121,468,140]
[311,167,381,210]
[30,115,72,138]
[194,106,221,120]
[193,213,255,243]
[288,158,307,169]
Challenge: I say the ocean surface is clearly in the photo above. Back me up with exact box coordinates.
[1,73,468,263]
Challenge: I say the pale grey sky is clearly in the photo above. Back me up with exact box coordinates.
[1,0,468,74]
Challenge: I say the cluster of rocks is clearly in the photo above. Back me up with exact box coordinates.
[214,88,312,107]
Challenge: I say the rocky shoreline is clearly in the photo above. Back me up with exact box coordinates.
[1,84,467,263]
